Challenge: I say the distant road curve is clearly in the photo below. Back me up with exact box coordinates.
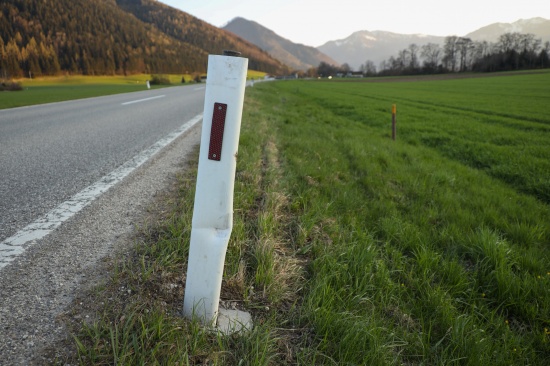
[0,85,205,266]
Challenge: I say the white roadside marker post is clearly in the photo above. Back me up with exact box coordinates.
[183,51,250,332]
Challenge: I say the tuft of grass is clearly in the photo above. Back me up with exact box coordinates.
[149,74,172,85]
[0,79,23,91]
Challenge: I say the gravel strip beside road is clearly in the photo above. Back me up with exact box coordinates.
[0,122,201,365]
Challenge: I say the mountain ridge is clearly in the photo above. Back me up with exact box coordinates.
[216,16,549,71]
[465,17,550,42]
[222,17,337,71]
[318,31,445,69]
[317,17,550,69]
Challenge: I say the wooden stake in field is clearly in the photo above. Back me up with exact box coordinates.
[392,104,397,140]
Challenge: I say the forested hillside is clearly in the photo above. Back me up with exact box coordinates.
[0,0,287,79]
[116,0,287,74]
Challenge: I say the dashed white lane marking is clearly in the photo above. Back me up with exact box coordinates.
[121,95,166,105]
[0,113,203,270]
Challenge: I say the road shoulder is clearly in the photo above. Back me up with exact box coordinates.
[0,122,201,365]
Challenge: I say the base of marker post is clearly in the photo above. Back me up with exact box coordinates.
[216,308,253,335]
[184,306,253,335]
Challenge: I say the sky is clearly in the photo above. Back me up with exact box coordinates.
[159,0,549,47]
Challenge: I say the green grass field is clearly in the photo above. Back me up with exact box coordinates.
[0,75,166,109]
[67,71,550,365]
[0,71,267,110]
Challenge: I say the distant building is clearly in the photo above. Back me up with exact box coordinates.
[346,72,364,78]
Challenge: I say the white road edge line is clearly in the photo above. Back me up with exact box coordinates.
[121,95,166,105]
[0,113,203,270]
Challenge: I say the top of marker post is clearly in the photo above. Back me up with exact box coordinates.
[205,51,248,88]
[223,50,242,57]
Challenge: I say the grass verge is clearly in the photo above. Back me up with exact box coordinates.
[0,75,170,109]
[1,71,267,110]
[63,72,549,365]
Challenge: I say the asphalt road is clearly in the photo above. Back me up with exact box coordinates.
[0,85,207,363]
[0,85,205,246]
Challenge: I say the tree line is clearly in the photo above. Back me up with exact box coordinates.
[311,32,550,78]
[377,33,550,75]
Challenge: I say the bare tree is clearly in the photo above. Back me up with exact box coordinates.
[317,61,339,77]
[408,43,420,70]
[379,59,388,72]
[421,43,441,71]
[519,34,541,53]
[443,36,459,71]
[541,41,550,68]
[498,32,523,53]
[386,56,399,74]
[518,34,542,67]
[397,49,409,71]
[473,41,490,59]
[457,37,474,71]
[340,63,352,75]
[361,60,377,76]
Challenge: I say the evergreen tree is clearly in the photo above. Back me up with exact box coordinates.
[5,39,22,78]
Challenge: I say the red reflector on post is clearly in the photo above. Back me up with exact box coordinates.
[208,103,227,161]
